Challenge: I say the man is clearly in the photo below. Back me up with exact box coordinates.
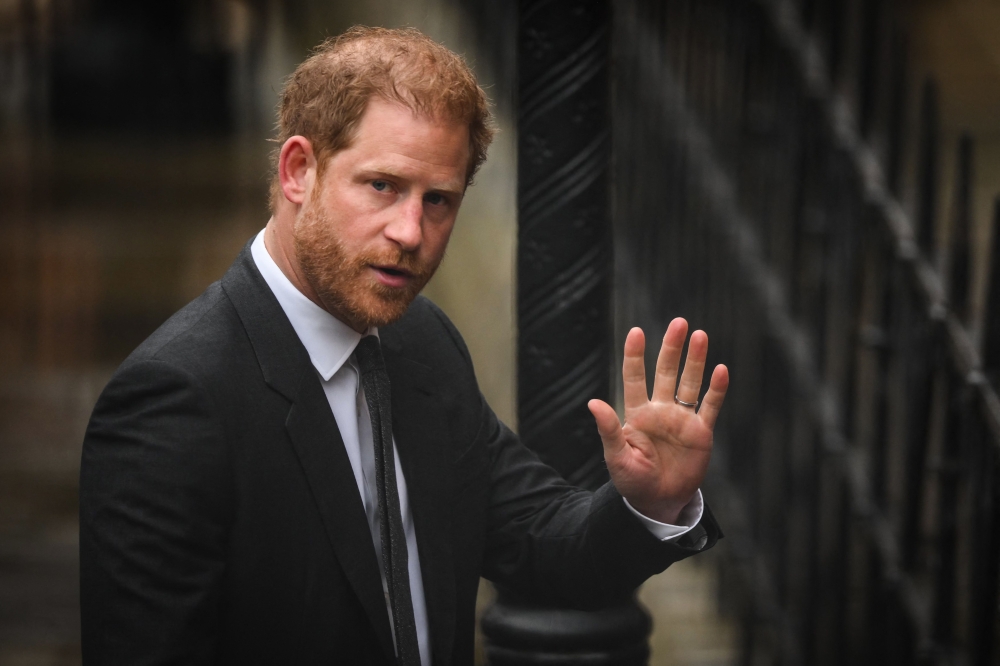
[80,26,729,665]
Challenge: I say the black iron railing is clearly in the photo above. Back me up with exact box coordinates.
[612,0,1000,663]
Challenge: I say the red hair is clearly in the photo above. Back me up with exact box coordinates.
[270,26,495,211]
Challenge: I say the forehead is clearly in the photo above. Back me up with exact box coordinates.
[338,98,470,184]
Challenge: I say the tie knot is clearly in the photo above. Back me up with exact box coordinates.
[354,335,384,375]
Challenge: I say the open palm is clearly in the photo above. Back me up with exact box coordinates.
[588,318,729,524]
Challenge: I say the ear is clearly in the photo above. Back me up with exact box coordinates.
[278,136,317,206]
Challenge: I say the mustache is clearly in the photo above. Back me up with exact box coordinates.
[342,246,433,280]
[369,251,424,272]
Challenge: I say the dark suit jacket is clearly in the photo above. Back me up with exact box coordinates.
[80,241,720,665]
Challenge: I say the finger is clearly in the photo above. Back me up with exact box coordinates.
[697,364,730,430]
[588,399,627,460]
[651,318,689,403]
[621,328,649,410]
[675,329,709,405]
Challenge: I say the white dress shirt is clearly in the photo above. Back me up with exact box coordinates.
[250,228,703,665]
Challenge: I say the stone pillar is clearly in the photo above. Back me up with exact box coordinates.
[481,1,652,663]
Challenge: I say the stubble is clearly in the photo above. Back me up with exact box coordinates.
[293,196,439,330]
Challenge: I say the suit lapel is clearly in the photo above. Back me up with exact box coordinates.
[222,243,396,662]
[284,374,396,662]
[382,343,458,666]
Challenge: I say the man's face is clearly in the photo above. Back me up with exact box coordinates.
[293,98,470,331]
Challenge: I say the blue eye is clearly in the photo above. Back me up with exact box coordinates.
[424,193,445,206]
[372,180,388,192]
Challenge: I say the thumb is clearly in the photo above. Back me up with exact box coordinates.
[588,399,626,459]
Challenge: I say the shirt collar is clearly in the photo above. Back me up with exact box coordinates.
[250,228,376,381]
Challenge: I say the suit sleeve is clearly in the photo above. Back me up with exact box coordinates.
[425,302,722,610]
[80,359,232,665]
[477,407,721,608]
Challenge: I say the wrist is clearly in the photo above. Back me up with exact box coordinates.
[628,495,693,525]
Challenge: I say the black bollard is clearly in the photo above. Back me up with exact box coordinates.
[482,591,651,665]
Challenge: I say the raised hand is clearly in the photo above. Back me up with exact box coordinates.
[587,318,729,524]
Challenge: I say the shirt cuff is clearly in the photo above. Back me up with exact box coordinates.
[623,489,704,542]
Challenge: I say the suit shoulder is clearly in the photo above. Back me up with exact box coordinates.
[118,281,250,383]
[383,295,473,366]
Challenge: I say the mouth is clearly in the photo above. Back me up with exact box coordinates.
[371,264,415,288]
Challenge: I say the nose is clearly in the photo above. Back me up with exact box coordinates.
[384,196,423,251]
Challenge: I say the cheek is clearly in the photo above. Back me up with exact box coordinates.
[316,202,381,249]
[317,182,378,221]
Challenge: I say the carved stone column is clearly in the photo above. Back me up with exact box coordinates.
[480,1,652,663]
[514,0,612,489]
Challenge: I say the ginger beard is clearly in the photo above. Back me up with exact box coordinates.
[293,185,441,330]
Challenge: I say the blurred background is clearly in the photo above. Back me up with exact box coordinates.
[1,0,999,664]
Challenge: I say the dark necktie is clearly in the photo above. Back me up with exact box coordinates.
[354,335,421,666]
